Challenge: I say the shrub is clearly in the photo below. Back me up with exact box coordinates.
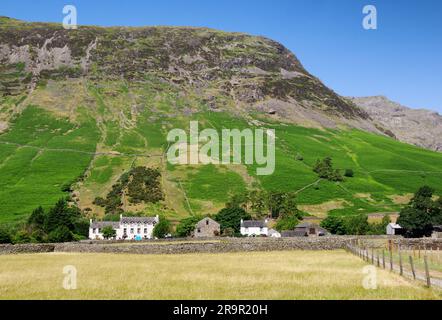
[221,227,235,237]
[344,169,354,177]
[215,207,251,234]
[153,217,171,238]
[175,215,203,237]
[13,230,32,244]
[275,213,300,231]
[0,228,12,244]
[48,226,74,243]
[320,216,346,235]
[101,225,117,239]
[313,157,343,181]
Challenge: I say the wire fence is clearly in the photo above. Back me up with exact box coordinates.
[346,239,442,288]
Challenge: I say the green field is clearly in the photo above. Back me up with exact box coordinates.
[0,250,440,299]
[1,78,442,224]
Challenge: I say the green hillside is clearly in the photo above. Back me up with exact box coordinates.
[0,79,441,224]
[0,19,441,225]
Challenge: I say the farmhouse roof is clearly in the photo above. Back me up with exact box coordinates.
[281,230,307,237]
[90,221,120,229]
[241,220,267,228]
[121,216,158,224]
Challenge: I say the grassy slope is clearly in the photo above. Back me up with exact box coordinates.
[0,106,99,223]
[0,250,440,299]
[1,77,442,223]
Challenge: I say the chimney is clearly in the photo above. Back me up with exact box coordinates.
[240,219,243,224]
[89,218,92,224]
[120,214,123,221]
[156,214,159,221]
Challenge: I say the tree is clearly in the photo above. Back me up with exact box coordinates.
[274,212,300,231]
[313,157,343,182]
[344,215,370,235]
[153,217,171,238]
[267,191,298,218]
[397,207,433,238]
[248,190,267,217]
[27,206,45,227]
[44,198,79,233]
[397,186,440,237]
[101,225,117,239]
[214,207,251,234]
[47,226,73,243]
[226,193,249,211]
[175,215,203,237]
[320,216,346,235]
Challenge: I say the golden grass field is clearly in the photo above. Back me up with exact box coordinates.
[0,250,441,300]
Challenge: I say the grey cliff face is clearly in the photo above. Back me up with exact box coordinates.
[349,96,442,152]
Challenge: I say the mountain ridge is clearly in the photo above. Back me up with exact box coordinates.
[350,95,442,152]
[1,17,442,224]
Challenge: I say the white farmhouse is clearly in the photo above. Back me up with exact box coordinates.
[386,223,402,236]
[89,215,159,240]
[240,219,269,237]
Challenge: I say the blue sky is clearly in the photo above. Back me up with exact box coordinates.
[1,0,441,113]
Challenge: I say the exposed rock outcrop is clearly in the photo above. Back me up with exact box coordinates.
[349,96,442,152]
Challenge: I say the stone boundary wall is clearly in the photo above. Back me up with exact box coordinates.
[1,236,439,255]
[54,237,350,255]
[0,243,55,255]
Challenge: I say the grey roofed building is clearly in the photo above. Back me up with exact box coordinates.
[281,230,308,237]
[120,216,158,224]
[90,221,120,229]
[240,220,267,228]
[281,222,328,237]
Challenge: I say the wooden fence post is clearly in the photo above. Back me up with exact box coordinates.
[390,249,393,271]
[377,251,380,267]
[399,247,403,276]
[409,256,416,280]
[382,250,385,269]
[424,256,431,288]
[371,248,374,264]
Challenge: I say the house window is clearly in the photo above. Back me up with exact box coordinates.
[98,228,102,233]
[206,220,209,226]
[130,228,134,234]
[309,228,316,235]
[137,228,141,234]
[197,228,201,233]
[93,228,96,233]
[123,228,127,234]
[144,228,147,234]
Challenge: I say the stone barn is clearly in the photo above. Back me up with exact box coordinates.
[194,217,220,238]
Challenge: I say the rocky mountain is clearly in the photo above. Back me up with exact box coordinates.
[349,96,442,152]
[1,17,442,224]
[0,16,376,132]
